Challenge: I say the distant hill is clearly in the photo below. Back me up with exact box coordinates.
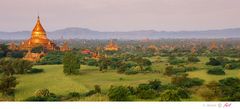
[1,27,240,40]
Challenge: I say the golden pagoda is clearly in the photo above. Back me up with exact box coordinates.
[19,16,58,51]
[147,45,159,51]
[191,46,196,54]
[209,41,218,50]
[60,41,70,52]
[104,40,119,51]
[92,52,101,60]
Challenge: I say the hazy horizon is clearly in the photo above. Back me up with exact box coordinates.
[1,0,240,32]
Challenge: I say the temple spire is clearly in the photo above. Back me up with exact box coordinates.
[31,16,47,39]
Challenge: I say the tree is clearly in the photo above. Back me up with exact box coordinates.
[87,59,98,66]
[148,79,162,91]
[176,88,190,99]
[172,74,204,88]
[164,66,177,76]
[171,73,188,84]
[224,63,239,70]
[109,57,121,69]
[133,56,144,71]
[137,89,157,99]
[108,86,130,101]
[63,52,80,75]
[199,81,221,101]
[0,75,18,96]
[206,58,221,66]
[12,59,33,74]
[207,67,225,75]
[98,57,109,72]
[159,89,181,101]
[0,58,33,75]
[187,56,200,62]
[198,86,216,101]
[0,58,15,76]
[168,57,185,65]
[0,44,9,58]
[217,77,240,101]
[10,51,24,58]
[38,51,64,65]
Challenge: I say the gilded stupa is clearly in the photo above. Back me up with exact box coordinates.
[60,41,70,52]
[209,41,218,50]
[104,40,119,51]
[19,16,58,50]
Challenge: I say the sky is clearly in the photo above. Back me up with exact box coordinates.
[0,0,240,32]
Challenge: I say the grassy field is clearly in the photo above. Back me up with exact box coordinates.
[14,65,171,100]
[7,56,240,101]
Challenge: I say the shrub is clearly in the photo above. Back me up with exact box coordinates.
[137,84,151,91]
[185,66,198,72]
[125,69,138,75]
[117,62,133,74]
[181,78,204,88]
[164,66,186,76]
[108,86,130,101]
[87,59,98,66]
[94,85,101,93]
[85,90,97,96]
[198,86,216,101]
[148,79,162,91]
[137,89,157,99]
[34,89,50,97]
[188,56,200,62]
[218,77,240,101]
[169,58,185,65]
[10,51,24,58]
[206,58,221,66]
[171,74,188,84]
[164,66,177,76]
[172,74,204,88]
[142,59,152,66]
[159,89,181,101]
[224,63,239,70]
[174,66,186,73]
[25,93,60,101]
[28,68,44,74]
[207,67,225,75]
[38,51,64,65]
[176,88,190,99]
[68,92,81,98]
[144,66,153,72]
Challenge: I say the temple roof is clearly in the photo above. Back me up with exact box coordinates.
[31,16,47,38]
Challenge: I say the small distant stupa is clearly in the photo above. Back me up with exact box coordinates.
[8,42,18,51]
[147,45,159,51]
[60,41,70,52]
[23,50,45,62]
[104,40,119,51]
[209,41,218,50]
